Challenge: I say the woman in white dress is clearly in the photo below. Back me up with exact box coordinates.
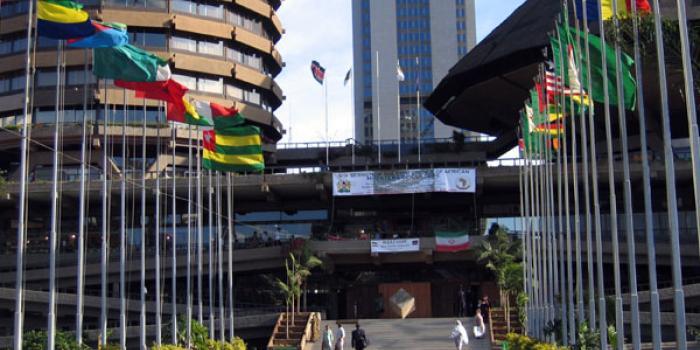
[335,323,345,350]
[450,319,469,350]
[473,308,486,338]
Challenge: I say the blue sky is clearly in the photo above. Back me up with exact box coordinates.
[274,0,526,143]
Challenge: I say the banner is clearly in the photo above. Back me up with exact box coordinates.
[370,238,421,253]
[332,168,476,196]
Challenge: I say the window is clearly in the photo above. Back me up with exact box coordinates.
[197,77,223,94]
[104,0,166,10]
[171,36,197,53]
[36,71,58,87]
[67,69,96,85]
[11,76,25,91]
[0,78,10,93]
[172,74,197,90]
[198,2,223,19]
[198,40,223,56]
[172,0,197,14]
[131,31,166,48]
[225,84,243,99]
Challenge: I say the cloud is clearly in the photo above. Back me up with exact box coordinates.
[274,0,526,143]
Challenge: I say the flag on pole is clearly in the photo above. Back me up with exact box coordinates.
[311,60,326,85]
[168,98,214,126]
[93,44,171,82]
[575,0,651,21]
[557,25,637,110]
[67,21,128,48]
[343,68,352,86]
[435,231,470,252]
[397,61,405,82]
[203,110,264,173]
[37,0,95,39]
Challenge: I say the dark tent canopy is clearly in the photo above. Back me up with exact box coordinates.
[425,0,562,138]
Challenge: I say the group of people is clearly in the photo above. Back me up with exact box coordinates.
[451,294,490,350]
[323,323,369,350]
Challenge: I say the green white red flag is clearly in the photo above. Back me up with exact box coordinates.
[435,231,470,252]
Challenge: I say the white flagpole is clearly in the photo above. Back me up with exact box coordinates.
[416,56,421,163]
[13,1,34,347]
[155,104,163,346]
[324,76,329,167]
[140,100,148,350]
[197,128,204,325]
[217,172,225,341]
[187,124,194,346]
[95,50,108,349]
[227,173,235,340]
[375,51,381,164]
[208,169,215,339]
[120,90,127,350]
[397,70,401,164]
[171,119,178,344]
[48,40,64,350]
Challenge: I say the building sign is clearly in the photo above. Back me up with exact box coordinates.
[370,238,421,253]
[332,168,476,196]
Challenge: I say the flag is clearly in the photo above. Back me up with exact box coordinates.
[191,100,232,127]
[397,61,405,82]
[122,79,188,121]
[575,0,651,21]
[37,0,95,39]
[93,44,171,82]
[343,68,352,86]
[310,60,325,85]
[203,111,264,173]
[67,21,128,48]
[165,97,213,126]
[559,25,636,110]
[435,231,470,252]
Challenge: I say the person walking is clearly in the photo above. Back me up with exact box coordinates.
[335,323,346,350]
[351,323,369,350]
[458,285,467,317]
[473,308,486,339]
[479,295,491,322]
[322,324,335,350]
[450,320,469,350]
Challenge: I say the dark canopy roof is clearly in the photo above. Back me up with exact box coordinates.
[425,0,562,137]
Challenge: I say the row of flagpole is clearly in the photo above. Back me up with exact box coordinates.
[7,4,248,350]
[520,0,696,348]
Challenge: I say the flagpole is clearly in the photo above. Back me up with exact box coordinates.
[171,118,178,344]
[324,77,330,167]
[13,1,34,348]
[155,103,163,346]
[673,0,700,261]
[227,173,235,340]
[94,48,108,349]
[208,169,215,339]
[375,51,382,164]
[580,0,607,337]
[572,10,597,330]
[416,56,421,163]
[555,108,567,345]
[650,0,688,347]
[397,64,401,163]
[197,127,204,325]
[187,124,194,347]
[610,1,640,347]
[630,0,661,347]
[120,89,127,350]
[217,172,225,341]
[48,40,64,350]
[140,99,148,350]
[524,143,533,336]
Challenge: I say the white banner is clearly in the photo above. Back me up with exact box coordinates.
[332,168,476,196]
[370,238,421,253]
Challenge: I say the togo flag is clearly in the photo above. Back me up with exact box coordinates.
[435,231,470,252]
[203,109,264,173]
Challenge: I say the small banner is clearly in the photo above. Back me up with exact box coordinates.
[435,231,470,252]
[370,239,420,253]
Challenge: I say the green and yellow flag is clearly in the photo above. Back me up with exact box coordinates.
[202,105,264,173]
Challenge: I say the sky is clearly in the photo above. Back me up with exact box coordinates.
[274,0,527,144]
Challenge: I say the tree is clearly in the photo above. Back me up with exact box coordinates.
[476,227,522,333]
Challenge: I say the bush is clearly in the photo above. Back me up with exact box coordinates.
[504,333,568,350]
[151,345,187,350]
[23,330,91,350]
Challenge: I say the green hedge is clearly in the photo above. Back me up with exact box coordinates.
[504,333,569,350]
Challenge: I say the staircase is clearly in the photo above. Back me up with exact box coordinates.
[489,307,522,349]
[267,312,320,350]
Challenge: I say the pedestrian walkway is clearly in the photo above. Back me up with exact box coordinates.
[311,317,491,350]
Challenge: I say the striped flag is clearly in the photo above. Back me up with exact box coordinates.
[435,231,470,252]
[202,109,264,173]
[37,0,95,39]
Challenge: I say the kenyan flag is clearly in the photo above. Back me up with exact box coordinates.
[435,231,470,252]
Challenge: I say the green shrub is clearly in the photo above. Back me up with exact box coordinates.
[504,333,568,350]
[23,330,91,350]
[151,345,187,350]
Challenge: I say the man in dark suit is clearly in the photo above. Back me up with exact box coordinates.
[351,323,369,350]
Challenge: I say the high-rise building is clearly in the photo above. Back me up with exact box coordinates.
[351,0,476,144]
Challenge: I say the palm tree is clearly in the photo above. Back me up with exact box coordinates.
[274,259,300,338]
[476,228,522,332]
[291,250,323,311]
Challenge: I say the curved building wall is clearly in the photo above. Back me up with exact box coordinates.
[0,0,286,164]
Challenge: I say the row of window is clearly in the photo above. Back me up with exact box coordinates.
[396,6,430,17]
[170,36,263,70]
[0,68,97,94]
[398,31,431,43]
[170,73,267,109]
[397,19,430,30]
[398,44,431,56]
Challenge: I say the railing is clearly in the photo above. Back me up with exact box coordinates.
[276,135,495,150]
